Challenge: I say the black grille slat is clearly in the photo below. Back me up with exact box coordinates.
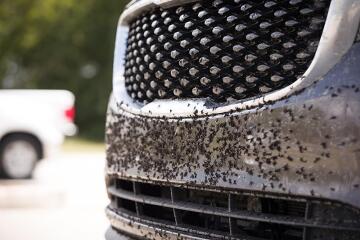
[170,187,180,225]
[124,0,330,103]
[116,197,137,213]
[302,201,312,240]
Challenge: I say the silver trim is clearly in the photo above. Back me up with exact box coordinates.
[112,0,360,118]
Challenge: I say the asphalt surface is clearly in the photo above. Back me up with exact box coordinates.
[0,151,130,240]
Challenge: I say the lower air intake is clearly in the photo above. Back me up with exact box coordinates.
[107,178,360,240]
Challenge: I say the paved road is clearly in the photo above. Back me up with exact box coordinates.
[0,152,129,240]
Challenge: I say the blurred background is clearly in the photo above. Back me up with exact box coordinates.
[0,0,130,239]
[0,0,128,140]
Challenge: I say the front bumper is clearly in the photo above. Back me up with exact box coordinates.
[106,43,360,239]
[107,43,360,208]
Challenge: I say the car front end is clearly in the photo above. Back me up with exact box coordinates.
[106,0,360,239]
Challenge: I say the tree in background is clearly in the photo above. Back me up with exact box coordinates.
[0,0,128,140]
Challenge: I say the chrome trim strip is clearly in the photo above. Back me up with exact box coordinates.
[112,0,360,118]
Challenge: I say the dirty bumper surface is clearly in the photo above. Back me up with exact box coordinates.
[105,44,360,238]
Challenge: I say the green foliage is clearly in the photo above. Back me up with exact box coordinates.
[0,0,128,140]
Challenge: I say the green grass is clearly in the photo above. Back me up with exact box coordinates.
[62,137,105,153]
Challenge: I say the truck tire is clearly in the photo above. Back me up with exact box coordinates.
[0,135,41,179]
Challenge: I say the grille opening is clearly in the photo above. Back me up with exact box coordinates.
[117,198,136,213]
[233,218,262,235]
[179,210,230,233]
[311,202,360,224]
[108,178,115,187]
[308,228,360,240]
[232,220,304,240]
[138,182,170,198]
[108,179,360,239]
[116,179,133,192]
[141,203,175,223]
[232,195,254,211]
[280,226,304,240]
[123,0,330,103]
[175,188,228,208]
[263,198,306,218]
[230,214,303,239]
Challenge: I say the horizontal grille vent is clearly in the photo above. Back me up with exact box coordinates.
[107,178,360,240]
[124,0,330,103]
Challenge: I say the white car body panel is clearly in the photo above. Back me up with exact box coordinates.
[0,90,77,159]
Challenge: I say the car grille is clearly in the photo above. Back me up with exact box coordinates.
[124,0,330,103]
[107,178,360,240]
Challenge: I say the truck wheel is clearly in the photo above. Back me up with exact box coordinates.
[0,135,40,179]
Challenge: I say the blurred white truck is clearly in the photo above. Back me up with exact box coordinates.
[0,90,77,179]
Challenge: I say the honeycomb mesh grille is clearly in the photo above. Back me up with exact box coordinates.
[124,0,330,103]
